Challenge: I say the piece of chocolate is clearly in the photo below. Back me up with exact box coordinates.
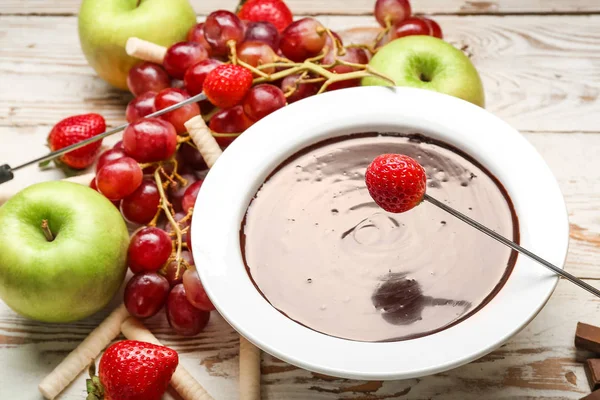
[580,389,600,400]
[586,359,600,391]
[576,323,600,353]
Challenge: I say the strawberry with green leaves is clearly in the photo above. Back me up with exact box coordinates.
[86,340,178,400]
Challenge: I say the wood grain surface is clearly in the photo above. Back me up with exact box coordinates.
[2,15,600,132]
[1,0,599,399]
[1,0,600,16]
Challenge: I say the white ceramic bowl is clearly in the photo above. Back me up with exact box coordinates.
[191,86,569,380]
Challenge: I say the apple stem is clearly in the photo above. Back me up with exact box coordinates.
[135,0,142,7]
[41,219,54,242]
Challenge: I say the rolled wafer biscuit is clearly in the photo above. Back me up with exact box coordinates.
[184,116,223,168]
[240,336,262,400]
[1,172,95,206]
[126,37,167,64]
[38,304,129,399]
[184,115,263,398]
[121,317,215,400]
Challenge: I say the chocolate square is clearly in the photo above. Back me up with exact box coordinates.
[576,323,600,354]
[586,359,600,391]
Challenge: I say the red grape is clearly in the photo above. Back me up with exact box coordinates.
[155,88,200,134]
[390,17,431,40]
[244,21,280,50]
[209,106,253,147]
[242,84,286,121]
[183,269,215,311]
[128,227,172,273]
[281,74,319,103]
[326,65,361,91]
[163,211,190,245]
[169,173,197,212]
[178,142,208,171]
[324,45,368,66]
[322,30,344,64]
[90,177,98,190]
[120,179,160,225]
[122,118,177,162]
[167,284,211,336]
[374,0,412,28]
[127,62,170,96]
[96,157,143,200]
[181,180,203,213]
[125,91,157,123]
[183,58,223,96]
[164,259,183,287]
[163,42,208,79]
[113,141,124,150]
[96,148,127,173]
[204,10,245,56]
[237,42,277,74]
[187,22,212,54]
[164,254,194,287]
[280,18,327,62]
[326,48,370,91]
[124,272,170,318]
[171,79,185,89]
[423,17,443,39]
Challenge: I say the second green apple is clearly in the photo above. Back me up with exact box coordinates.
[362,35,485,107]
[79,0,197,90]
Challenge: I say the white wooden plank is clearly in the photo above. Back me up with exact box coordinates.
[2,15,600,132]
[0,278,596,399]
[1,0,600,16]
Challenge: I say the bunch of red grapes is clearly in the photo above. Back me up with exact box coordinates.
[88,0,442,337]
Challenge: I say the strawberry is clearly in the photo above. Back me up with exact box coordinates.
[86,340,178,400]
[203,64,254,109]
[365,154,427,213]
[48,113,106,170]
[238,0,293,32]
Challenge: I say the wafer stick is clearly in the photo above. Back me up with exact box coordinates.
[184,115,262,399]
[0,172,95,206]
[184,116,222,168]
[121,317,214,400]
[239,336,262,400]
[126,37,167,64]
[38,304,129,400]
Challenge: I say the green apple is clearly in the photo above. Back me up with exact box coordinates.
[362,35,485,107]
[0,181,129,323]
[78,0,197,90]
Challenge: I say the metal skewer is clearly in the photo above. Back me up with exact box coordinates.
[0,92,208,185]
[423,193,600,298]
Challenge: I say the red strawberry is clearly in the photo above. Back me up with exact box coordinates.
[203,64,254,109]
[86,340,178,400]
[48,113,106,170]
[238,0,293,33]
[365,154,427,213]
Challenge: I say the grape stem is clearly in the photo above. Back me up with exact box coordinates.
[154,168,182,269]
[253,60,395,93]
[227,40,238,65]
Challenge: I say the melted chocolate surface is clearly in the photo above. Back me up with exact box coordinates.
[241,133,519,342]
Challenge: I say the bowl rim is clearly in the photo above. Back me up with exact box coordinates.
[191,86,569,380]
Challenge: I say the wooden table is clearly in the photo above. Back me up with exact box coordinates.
[1,0,600,398]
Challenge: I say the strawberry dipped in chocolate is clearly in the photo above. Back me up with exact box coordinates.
[365,153,427,213]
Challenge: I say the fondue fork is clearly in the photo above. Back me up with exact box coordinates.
[423,194,600,298]
[0,92,208,186]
